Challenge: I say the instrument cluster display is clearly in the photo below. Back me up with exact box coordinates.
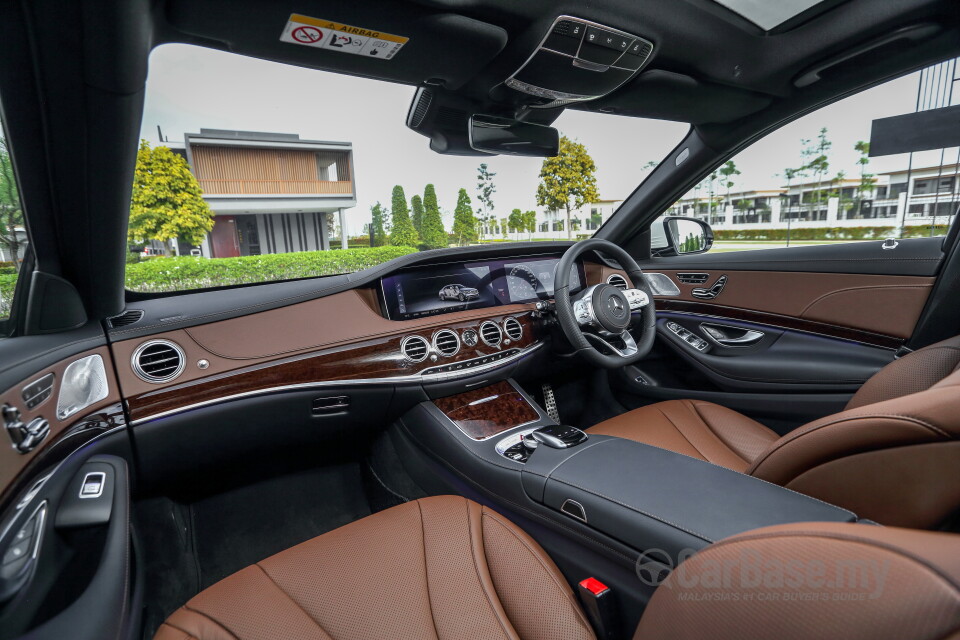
[381,256,583,320]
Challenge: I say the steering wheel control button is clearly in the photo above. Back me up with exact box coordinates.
[79,472,106,499]
[624,289,650,310]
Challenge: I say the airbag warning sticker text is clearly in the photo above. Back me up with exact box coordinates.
[280,14,408,60]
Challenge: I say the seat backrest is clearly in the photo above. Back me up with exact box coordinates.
[746,366,960,528]
[634,522,960,640]
[846,335,960,410]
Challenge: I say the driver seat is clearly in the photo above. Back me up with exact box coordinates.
[587,335,960,529]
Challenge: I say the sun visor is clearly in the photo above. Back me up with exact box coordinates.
[165,0,508,90]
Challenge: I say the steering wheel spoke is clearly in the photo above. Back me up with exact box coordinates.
[583,330,639,358]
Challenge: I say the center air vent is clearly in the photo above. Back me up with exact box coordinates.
[433,329,461,356]
[132,340,185,383]
[401,335,430,363]
[606,274,628,290]
[503,318,523,341]
[479,321,503,347]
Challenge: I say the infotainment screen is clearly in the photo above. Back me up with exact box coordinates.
[381,257,583,320]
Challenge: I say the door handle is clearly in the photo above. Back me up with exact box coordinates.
[691,275,727,299]
[700,323,764,346]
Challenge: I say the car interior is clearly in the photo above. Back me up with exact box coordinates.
[1,0,960,639]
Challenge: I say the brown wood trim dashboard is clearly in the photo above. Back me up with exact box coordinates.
[117,291,545,424]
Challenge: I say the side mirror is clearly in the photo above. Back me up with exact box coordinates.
[651,216,714,256]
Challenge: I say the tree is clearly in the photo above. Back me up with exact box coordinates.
[452,188,478,245]
[389,185,418,247]
[719,160,741,210]
[419,184,447,249]
[535,136,599,240]
[129,140,214,256]
[522,210,538,240]
[369,202,388,247]
[0,127,24,270]
[802,128,831,217]
[410,194,425,235]
[706,170,719,223]
[854,140,875,219]
[476,163,496,239]
[780,167,800,247]
[500,217,509,239]
[508,208,525,236]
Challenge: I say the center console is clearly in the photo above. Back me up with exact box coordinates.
[395,379,859,573]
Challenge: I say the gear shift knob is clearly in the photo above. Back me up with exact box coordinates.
[530,424,588,449]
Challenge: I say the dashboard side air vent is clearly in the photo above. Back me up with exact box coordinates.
[606,274,628,290]
[433,329,461,356]
[401,335,430,363]
[479,321,503,347]
[132,340,185,383]
[108,309,144,328]
[503,317,523,341]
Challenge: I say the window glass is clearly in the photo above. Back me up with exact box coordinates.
[0,117,26,322]
[668,57,960,253]
[128,44,688,293]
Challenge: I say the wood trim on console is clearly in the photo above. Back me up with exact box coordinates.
[656,300,903,349]
[433,381,540,440]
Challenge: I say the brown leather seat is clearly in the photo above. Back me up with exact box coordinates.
[588,335,960,528]
[154,495,596,640]
[154,496,960,640]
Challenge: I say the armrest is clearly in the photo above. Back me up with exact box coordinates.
[531,438,856,558]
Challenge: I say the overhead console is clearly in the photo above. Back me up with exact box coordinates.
[506,16,654,107]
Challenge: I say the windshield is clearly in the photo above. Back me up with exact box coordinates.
[126,44,689,293]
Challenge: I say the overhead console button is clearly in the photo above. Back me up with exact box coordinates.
[616,40,654,70]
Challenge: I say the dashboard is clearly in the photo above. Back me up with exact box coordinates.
[381,256,584,320]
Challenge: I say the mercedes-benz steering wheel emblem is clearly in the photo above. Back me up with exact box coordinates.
[607,295,625,318]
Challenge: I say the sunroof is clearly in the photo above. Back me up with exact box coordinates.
[713,0,825,30]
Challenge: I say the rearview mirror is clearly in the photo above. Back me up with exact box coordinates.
[469,115,560,157]
[651,216,714,256]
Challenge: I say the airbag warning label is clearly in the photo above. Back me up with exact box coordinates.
[280,14,408,60]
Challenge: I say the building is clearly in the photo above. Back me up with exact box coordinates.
[161,128,356,257]
[535,199,625,238]
[0,227,27,263]
[666,165,959,233]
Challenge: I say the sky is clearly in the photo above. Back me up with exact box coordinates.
[140,44,957,235]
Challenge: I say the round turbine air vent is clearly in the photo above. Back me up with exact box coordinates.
[479,321,503,347]
[401,335,430,363]
[607,274,629,290]
[503,318,523,341]
[132,340,186,383]
[433,329,461,357]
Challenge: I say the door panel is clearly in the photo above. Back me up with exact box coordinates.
[608,238,946,426]
[652,270,933,340]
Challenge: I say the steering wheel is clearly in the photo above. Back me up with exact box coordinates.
[554,238,657,368]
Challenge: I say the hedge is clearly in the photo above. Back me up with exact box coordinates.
[0,273,16,318]
[125,246,417,293]
[713,224,950,242]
